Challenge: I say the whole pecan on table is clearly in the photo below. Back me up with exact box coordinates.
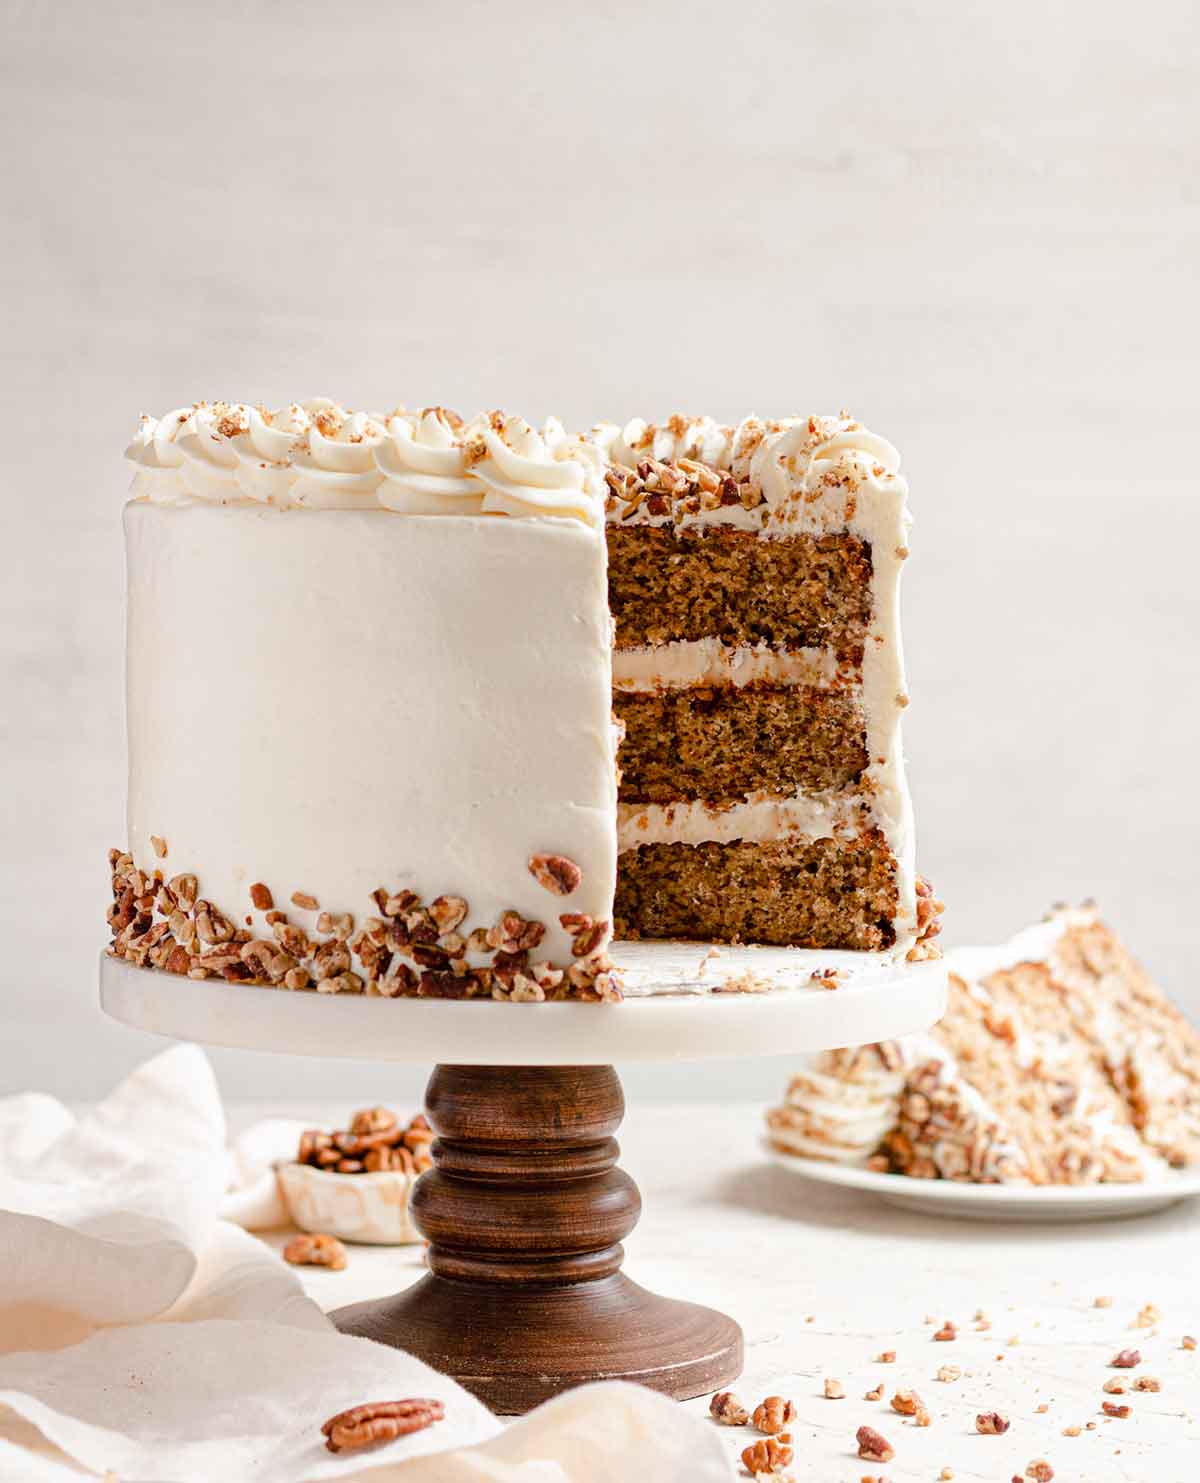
[322,1398,445,1453]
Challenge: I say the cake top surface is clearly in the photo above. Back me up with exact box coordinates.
[125,401,908,536]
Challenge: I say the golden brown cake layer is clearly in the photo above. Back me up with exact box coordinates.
[613,834,898,949]
[606,526,872,651]
[614,686,867,804]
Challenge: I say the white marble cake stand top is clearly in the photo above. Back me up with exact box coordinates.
[100,943,947,1065]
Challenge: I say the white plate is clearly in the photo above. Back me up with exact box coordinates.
[765,1140,1200,1222]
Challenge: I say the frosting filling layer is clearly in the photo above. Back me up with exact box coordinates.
[617,794,866,851]
[612,639,851,693]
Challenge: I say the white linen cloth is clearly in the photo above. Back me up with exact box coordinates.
[0,1047,732,1482]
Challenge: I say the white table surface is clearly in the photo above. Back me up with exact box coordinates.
[244,1101,1200,1481]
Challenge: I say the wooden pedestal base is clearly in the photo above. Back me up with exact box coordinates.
[332,1064,743,1414]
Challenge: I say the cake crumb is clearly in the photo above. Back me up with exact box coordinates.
[1133,1303,1161,1329]
[1183,1335,1197,1350]
[877,1350,897,1364]
[1025,1465,1054,1482]
[1103,1378,1126,1395]
[936,1365,961,1383]
[865,1384,884,1401]
[1094,1295,1113,1308]
[1132,1376,1161,1392]
[933,1321,957,1342]
[1063,1425,1081,1437]
[1035,1403,1049,1413]
[824,1378,846,1399]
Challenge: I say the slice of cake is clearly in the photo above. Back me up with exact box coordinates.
[767,907,1200,1182]
[110,401,930,1001]
[600,415,921,957]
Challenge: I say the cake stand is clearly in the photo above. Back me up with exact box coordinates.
[101,942,946,1414]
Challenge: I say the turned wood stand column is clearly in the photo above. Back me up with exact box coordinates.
[331,1064,744,1414]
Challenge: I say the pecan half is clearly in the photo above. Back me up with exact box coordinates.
[528,853,582,897]
[322,1398,444,1453]
[740,1434,792,1473]
[752,1395,795,1434]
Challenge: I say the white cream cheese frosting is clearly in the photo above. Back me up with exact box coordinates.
[124,402,606,529]
[123,504,617,972]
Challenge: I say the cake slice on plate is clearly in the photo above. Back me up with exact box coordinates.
[767,907,1200,1182]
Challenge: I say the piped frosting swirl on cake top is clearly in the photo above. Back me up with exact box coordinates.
[125,401,609,528]
[125,404,909,539]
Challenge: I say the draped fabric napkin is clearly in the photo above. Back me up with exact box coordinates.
[0,1048,732,1482]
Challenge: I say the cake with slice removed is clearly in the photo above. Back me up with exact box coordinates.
[767,906,1200,1182]
[108,400,937,1001]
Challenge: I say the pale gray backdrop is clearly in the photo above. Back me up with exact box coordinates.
[2,0,1198,1103]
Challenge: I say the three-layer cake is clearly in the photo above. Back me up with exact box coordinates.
[108,401,934,1001]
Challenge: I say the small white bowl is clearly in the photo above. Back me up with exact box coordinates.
[276,1161,423,1245]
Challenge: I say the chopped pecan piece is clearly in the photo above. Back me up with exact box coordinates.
[708,1390,749,1425]
[249,882,273,910]
[890,1389,922,1416]
[976,1412,1010,1434]
[1110,1348,1141,1368]
[283,1232,347,1270]
[856,1424,894,1461]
